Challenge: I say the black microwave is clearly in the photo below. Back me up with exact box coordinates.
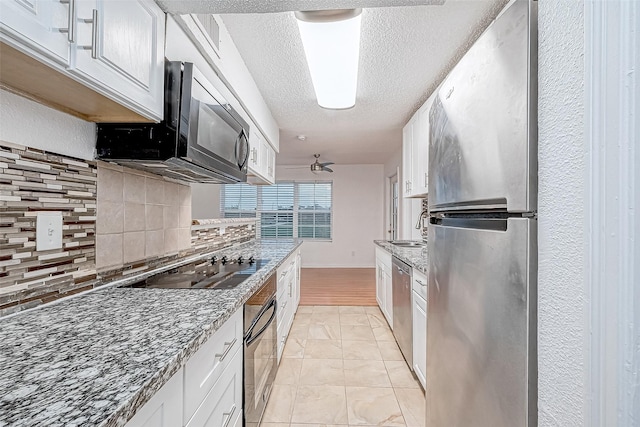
[96,61,249,183]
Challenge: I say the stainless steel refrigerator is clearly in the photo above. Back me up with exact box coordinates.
[426,0,537,426]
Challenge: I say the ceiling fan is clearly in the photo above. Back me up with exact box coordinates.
[310,154,334,173]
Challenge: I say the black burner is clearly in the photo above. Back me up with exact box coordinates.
[123,258,270,290]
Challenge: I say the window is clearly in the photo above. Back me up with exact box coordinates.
[221,184,257,218]
[297,182,332,239]
[260,183,294,238]
[220,181,332,240]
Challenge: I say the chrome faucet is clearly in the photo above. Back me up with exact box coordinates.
[415,209,429,229]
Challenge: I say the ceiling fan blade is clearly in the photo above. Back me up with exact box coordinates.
[319,162,335,167]
[322,167,334,173]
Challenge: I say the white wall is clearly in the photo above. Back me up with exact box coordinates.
[276,164,385,268]
[538,1,588,425]
[0,89,95,160]
[191,183,222,219]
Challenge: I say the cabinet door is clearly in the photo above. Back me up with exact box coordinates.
[412,292,427,389]
[266,147,276,183]
[124,368,183,427]
[383,270,393,329]
[412,106,429,196]
[72,0,164,120]
[248,129,262,176]
[0,0,70,65]
[375,261,384,309]
[294,251,301,308]
[402,121,413,197]
[185,347,242,427]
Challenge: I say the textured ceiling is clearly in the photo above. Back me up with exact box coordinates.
[157,0,445,14]
[220,0,508,165]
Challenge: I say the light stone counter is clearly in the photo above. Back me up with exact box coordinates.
[0,239,301,427]
[374,240,428,274]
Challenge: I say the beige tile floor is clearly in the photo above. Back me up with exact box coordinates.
[261,305,426,427]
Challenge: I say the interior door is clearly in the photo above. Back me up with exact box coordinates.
[426,217,536,427]
[389,173,399,240]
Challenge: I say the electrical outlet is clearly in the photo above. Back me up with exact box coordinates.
[219,227,226,236]
[36,212,62,251]
[351,251,356,257]
[248,224,252,231]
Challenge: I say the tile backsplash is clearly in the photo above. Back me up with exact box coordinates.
[1,142,261,316]
[421,198,428,241]
[0,142,98,313]
[96,162,192,270]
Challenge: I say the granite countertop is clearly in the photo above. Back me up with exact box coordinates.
[0,239,302,427]
[374,240,428,274]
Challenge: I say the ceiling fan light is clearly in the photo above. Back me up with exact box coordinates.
[295,9,362,110]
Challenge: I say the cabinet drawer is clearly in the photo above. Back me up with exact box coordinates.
[412,269,428,301]
[277,262,294,295]
[277,289,288,329]
[185,346,242,427]
[184,308,242,425]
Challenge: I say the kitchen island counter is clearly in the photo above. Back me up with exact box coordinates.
[0,239,301,427]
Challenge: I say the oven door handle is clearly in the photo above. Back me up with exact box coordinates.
[245,298,277,347]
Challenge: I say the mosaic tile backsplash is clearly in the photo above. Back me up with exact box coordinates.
[0,142,98,313]
[1,142,262,316]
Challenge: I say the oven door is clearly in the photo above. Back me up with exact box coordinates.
[244,295,277,425]
[182,65,249,182]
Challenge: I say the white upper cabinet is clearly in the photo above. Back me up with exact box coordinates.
[412,102,430,196]
[170,13,279,153]
[0,0,70,65]
[71,0,165,120]
[402,89,437,198]
[402,119,415,197]
[0,0,165,121]
[247,126,275,185]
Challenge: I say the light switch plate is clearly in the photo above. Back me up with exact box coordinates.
[36,212,63,251]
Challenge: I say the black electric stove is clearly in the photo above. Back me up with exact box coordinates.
[123,256,270,290]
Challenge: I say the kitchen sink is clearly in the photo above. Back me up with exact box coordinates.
[390,241,426,248]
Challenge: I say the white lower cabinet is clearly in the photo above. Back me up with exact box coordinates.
[183,309,242,425]
[185,347,242,427]
[124,368,183,427]
[123,308,243,427]
[375,247,393,328]
[276,250,301,363]
[412,268,428,390]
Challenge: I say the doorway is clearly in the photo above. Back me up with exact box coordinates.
[389,173,399,240]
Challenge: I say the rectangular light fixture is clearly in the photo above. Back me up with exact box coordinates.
[295,9,362,110]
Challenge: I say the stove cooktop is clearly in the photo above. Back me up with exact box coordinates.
[124,257,270,290]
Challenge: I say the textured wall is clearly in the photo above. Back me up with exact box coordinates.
[0,89,95,161]
[537,1,588,425]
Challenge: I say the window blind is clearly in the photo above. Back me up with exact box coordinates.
[260,182,294,238]
[220,181,332,240]
[220,184,257,218]
[297,182,332,239]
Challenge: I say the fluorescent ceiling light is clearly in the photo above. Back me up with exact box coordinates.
[295,9,362,110]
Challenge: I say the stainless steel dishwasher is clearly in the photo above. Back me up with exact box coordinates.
[392,256,413,369]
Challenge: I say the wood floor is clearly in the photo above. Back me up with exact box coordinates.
[300,268,377,306]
